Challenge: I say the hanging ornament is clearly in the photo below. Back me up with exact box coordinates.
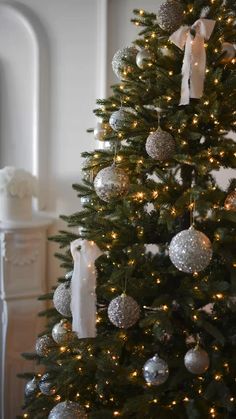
[146,128,175,161]
[48,401,87,419]
[35,335,56,357]
[143,354,169,385]
[94,164,129,202]
[53,282,71,317]
[224,191,236,211]
[221,42,236,63]
[52,319,76,345]
[94,120,111,141]
[136,49,152,69]
[112,46,137,79]
[184,346,210,374]
[158,0,184,32]
[25,377,38,397]
[109,108,131,132]
[169,225,212,273]
[108,293,140,329]
[39,373,56,396]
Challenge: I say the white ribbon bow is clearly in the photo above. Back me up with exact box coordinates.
[70,239,102,338]
[170,19,216,105]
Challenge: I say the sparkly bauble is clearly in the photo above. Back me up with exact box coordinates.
[48,401,87,419]
[184,346,210,374]
[145,128,175,161]
[136,49,152,69]
[53,282,71,317]
[158,0,184,32]
[25,377,38,397]
[224,191,236,211]
[94,121,110,141]
[52,319,75,345]
[107,293,140,329]
[169,226,212,273]
[221,42,236,63]
[35,335,55,357]
[143,354,169,385]
[39,373,56,396]
[112,46,137,79]
[109,108,130,132]
[94,164,129,202]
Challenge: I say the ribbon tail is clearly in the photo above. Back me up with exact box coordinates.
[179,33,192,105]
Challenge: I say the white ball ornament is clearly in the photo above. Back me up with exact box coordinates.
[184,346,210,375]
[112,46,137,79]
[145,128,175,161]
[94,164,129,202]
[94,121,110,141]
[48,400,87,419]
[53,282,71,317]
[109,108,130,132]
[136,49,152,69]
[108,293,140,329]
[25,377,38,397]
[169,225,212,273]
[143,354,169,385]
[39,373,56,396]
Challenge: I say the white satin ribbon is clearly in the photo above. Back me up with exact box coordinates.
[170,19,215,105]
[70,239,102,338]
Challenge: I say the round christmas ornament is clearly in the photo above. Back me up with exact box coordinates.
[112,46,137,79]
[136,49,152,69]
[108,293,140,329]
[94,164,129,202]
[53,282,72,317]
[143,354,169,385]
[221,42,236,63]
[52,319,76,345]
[145,128,175,161]
[94,121,110,141]
[169,225,212,273]
[109,108,130,132]
[48,401,87,419]
[35,335,55,357]
[25,377,38,397]
[157,0,184,33]
[184,346,210,374]
[224,190,236,211]
[39,373,56,396]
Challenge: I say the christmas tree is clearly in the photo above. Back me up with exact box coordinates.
[19,1,236,418]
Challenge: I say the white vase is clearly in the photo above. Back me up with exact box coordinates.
[0,194,32,221]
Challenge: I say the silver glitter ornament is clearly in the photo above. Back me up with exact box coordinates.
[25,377,38,397]
[39,373,56,396]
[109,108,130,132]
[158,0,184,32]
[224,191,236,211]
[221,42,236,63]
[145,128,175,161]
[53,282,71,317]
[169,226,212,273]
[94,164,129,202]
[136,49,152,69]
[35,335,55,357]
[184,346,210,374]
[52,319,76,345]
[143,354,169,385]
[48,401,87,419]
[108,293,140,329]
[112,46,137,79]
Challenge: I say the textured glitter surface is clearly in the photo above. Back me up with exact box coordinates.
[39,373,56,395]
[158,0,184,32]
[143,354,169,385]
[224,190,236,211]
[109,108,130,132]
[169,226,212,273]
[52,320,75,345]
[35,335,55,357]
[136,49,152,69]
[112,46,137,79]
[25,377,38,397]
[108,294,140,329]
[94,165,129,202]
[184,347,210,374]
[49,401,87,419]
[145,128,175,161]
[53,282,72,317]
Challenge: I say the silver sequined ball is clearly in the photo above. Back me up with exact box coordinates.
[35,335,55,357]
[224,190,236,211]
[94,164,129,202]
[184,346,210,375]
[158,0,184,32]
[39,373,56,396]
[146,128,175,161]
[48,401,87,419]
[108,293,140,329]
[25,377,38,397]
[112,46,137,79]
[143,354,169,385]
[53,282,71,317]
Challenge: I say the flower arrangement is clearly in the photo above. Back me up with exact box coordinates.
[0,167,38,199]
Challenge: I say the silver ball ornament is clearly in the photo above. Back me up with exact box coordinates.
[158,0,184,32]
[108,293,140,329]
[184,346,210,374]
[52,319,76,345]
[25,377,38,397]
[94,164,129,202]
[112,46,137,79]
[94,121,110,141]
[39,373,56,395]
[53,282,71,317]
[109,108,130,132]
[145,128,175,161]
[169,226,212,273]
[143,354,169,385]
[136,49,152,69]
[224,191,236,211]
[221,42,236,63]
[35,335,55,357]
[48,401,87,419]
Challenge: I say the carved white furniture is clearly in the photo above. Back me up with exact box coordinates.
[0,216,52,419]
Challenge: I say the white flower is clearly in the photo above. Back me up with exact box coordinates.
[0,167,38,198]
